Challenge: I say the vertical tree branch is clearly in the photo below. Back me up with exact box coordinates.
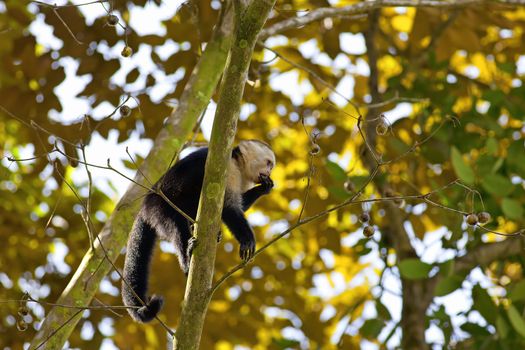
[173,0,276,349]
[363,10,428,350]
[29,8,235,349]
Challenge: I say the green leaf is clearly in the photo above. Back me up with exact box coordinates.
[325,160,347,182]
[482,90,506,106]
[491,157,504,173]
[502,198,524,221]
[398,259,433,280]
[388,137,410,154]
[496,315,510,339]
[439,259,455,276]
[507,141,525,177]
[271,337,300,348]
[496,61,515,74]
[509,280,525,302]
[461,322,491,336]
[472,285,497,324]
[0,165,10,181]
[360,319,385,339]
[476,155,504,175]
[421,139,449,163]
[347,175,372,191]
[327,186,348,200]
[451,147,475,184]
[376,300,392,321]
[485,137,498,155]
[507,304,525,338]
[481,174,513,197]
[435,275,464,296]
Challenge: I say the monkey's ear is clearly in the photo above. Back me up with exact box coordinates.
[232,146,242,160]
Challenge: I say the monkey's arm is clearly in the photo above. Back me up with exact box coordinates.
[241,175,273,211]
[222,206,256,261]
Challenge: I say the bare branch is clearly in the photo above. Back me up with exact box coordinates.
[31,0,109,8]
[455,237,525,273]
[259,0,525,40]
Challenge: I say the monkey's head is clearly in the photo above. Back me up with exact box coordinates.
[237,140,275,184]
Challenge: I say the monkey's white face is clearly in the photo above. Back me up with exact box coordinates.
[239,140,276,184]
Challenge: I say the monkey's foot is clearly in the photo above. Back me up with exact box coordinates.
[187,236,198,258]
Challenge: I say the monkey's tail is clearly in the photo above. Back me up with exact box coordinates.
[122,216,164,323]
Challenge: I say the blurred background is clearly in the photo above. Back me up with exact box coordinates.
[1,0,525,349]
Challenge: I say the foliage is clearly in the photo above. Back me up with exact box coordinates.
[0,0,524,349]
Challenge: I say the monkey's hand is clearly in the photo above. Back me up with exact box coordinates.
[239,237,256,262]
[258,174,274,195]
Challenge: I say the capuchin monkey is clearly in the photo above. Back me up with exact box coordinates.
[122,140,275,323]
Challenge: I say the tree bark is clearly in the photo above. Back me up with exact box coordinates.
[29,10,234,350]
[362,10,430,350]
[173,0,276,349]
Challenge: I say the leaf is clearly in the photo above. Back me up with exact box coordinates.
[451,147,475,184]
[502,198,524,221]
[388,137,410,154]
[506,304,525,338]
[0,166,10,181]
[439,259,455,276]
[360,319,385,339]
[421,139,449,163]
[481,174,513,197]
[477,155,502,175]
[461,322,491,336]
[376,300,392,321]
[485,137,498,155]
[507,141,525,177]
[497,61,515,74]
[491,158,504,173]
[398,259,433,280]
[325,160,347,182]
[435,275,464,296]
[509,280,525,302]
[496,315,510,339]
[271,337,301,348]
[472,285,497,324]
[482,90,506,106]
[125,67,140,84]
[347,176,372,191]
[327,186,348,200]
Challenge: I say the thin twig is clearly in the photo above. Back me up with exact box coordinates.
[32,0,109,8]
[33,309,84,350]
[50,155,175,336]
[211,177,520,293]
[262,45,362,118]
[52,7,83,45]
[80,145,96,250]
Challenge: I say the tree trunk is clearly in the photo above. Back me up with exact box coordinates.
[29,10,234,350]
[173,0,276,349]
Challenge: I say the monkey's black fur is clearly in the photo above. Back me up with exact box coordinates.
[122,146,273,323]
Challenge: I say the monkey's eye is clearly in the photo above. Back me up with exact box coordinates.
[266,160,273,167]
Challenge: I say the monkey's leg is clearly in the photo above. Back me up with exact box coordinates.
[174,215,193,275]
[156,214,193,275]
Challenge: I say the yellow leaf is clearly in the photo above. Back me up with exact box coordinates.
[216,341,233,350]
[145,326,159,346]
[209,300,230,312]
[392,15,413,33]
[453,96,473,114]
[378,55,402,84]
